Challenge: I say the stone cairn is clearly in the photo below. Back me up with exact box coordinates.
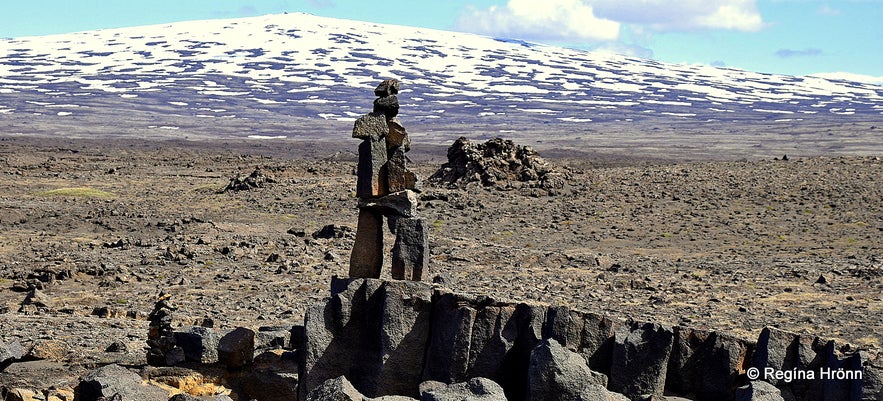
[349,79,429,281]
[146,292,184,366]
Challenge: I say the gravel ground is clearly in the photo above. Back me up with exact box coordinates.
[0,137,880,381]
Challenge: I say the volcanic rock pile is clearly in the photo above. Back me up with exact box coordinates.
[429,137,566,191]
[223,167,276,192]
[349,79,429,281]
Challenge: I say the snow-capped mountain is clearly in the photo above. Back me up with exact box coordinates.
[0,13,881,154]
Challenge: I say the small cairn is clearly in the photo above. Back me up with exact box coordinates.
[349,79,429,281]
[146,292,184,366]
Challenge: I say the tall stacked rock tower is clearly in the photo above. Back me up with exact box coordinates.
[349,79,428,281]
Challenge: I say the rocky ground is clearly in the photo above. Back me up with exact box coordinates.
[0,135,881,387]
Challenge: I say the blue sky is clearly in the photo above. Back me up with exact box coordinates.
[2,0,881,82]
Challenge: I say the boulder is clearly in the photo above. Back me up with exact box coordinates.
[305,376,363,401]
[527,339,606,401]
[421,292,481,384]
[223,167,275,192]
[0,360,77,394]
[420,377,507,401]
[255,325,293,351]
[543,306,582,351]
[1,387,39,401]
[734,381,785,401]
[27,339,69,362]
[19,288,55,313]
[666,326,713,395]
[168,394,234,401]
[74,364,167,401]
[312,224,354,240]
[217,327,255,369]
[577,385,630,401]
[808,340,862,401]
[174,326,220,364]
[0,341,24,370]
[694,332,751,401]
[608,323,673,401]
[241,369,299,401]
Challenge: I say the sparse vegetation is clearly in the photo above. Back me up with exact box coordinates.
[0,138,879,389]
[38,187,115,198]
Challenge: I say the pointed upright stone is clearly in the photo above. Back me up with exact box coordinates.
[387,149,418,193]
[391,217,429,281]
[349,208,384,278]
[357,134,389,198]
[386,117,411,151]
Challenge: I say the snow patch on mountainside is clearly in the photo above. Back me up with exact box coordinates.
[0,12,881,130]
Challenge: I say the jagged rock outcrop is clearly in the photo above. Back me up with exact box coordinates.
[300,277,433,399]
[429,137,566,192]
[667,327,750,401]
[298,277,875,401]
[609,323,674,400]
[14,276,872,401]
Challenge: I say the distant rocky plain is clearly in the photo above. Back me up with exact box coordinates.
[0,128,880,399]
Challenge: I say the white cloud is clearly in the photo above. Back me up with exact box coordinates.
[776,48,822,58]
[456,0,621,42]
[592,0,763,32]
[457,0,763,44]
[818,5,841,16]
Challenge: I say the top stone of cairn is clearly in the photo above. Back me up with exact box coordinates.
[374,79,400,97]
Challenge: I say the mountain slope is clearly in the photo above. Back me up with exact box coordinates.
[0,13,881,157]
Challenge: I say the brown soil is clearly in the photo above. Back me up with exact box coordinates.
[0,136,880,379]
